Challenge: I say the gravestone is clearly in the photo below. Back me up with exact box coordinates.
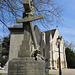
[8,0,45,75]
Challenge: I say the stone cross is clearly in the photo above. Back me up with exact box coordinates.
[17,0,43,57]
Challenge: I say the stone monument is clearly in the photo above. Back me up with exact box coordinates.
[8,0,45,75]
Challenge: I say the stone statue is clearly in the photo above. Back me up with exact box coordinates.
[17,0,43,60]
[23,0,33,17]
[8,1,45,75]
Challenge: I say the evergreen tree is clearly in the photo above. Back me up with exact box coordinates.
[65,48,75,68]
[1,37,10,67]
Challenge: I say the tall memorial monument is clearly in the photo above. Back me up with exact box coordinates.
[8,0,45,75]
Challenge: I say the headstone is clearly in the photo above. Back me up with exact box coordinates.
[8,0,45,75]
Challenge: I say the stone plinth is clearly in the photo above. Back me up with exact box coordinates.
[8,58,45,75]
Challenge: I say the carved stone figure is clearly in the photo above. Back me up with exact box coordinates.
[8,1,45,75]
[23,0,33,17]
[17,0,43,59]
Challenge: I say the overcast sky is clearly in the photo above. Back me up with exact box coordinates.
[0,0,75,44]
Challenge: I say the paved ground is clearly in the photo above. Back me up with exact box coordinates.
[0,70,7,75]
[0,70,7,73]
[49,69,75,75]
[0,69,75,75]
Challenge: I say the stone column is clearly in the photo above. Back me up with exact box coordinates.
[49,33,52,69]
[49,43,52,69]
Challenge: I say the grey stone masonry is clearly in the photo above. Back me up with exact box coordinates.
[23,0,32,10]
[8,58,45,75]
[8,0,45,75]
[16,15,43,23]
[18,22,31,57]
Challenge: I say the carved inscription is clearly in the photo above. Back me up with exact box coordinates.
[8,60,45,75]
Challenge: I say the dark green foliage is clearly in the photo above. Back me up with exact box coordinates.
[0,42,2,65]
[65,48,75,68]
[2,37,10,56]
[2,37,10,51]
[0,37,10,67]
[1,56,8,67]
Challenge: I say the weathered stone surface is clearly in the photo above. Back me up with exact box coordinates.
[8,58,45,75]
[8,0,45,75]
[9,33,24,60]
[23,0,32,10]
[18,22,32,57]
[16,15,43,23]
[34,25,41,45]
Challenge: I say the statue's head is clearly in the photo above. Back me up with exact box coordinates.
[23,0,33,10]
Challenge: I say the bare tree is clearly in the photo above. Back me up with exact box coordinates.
[64,40,75,52]
[0,0,62,30]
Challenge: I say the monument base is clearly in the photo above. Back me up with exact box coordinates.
[8,57,45,75]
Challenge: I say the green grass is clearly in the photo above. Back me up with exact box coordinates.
[0,73,2,75]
